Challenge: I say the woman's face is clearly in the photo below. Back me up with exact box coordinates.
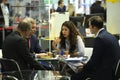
[61,26,70,38]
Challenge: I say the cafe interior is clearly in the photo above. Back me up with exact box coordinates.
[0,0,120,80]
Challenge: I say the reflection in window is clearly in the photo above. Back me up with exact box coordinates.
[76,0,95,14]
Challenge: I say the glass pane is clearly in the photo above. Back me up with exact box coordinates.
[7,0,50,51]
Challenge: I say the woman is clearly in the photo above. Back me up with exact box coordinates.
[52,21,85,57]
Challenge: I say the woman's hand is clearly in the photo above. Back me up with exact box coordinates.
[52,38,61,50]
[70,52,80,57]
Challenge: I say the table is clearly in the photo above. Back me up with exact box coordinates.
[2,70,70,80]
[37,58,61,71]
[37,56,88,75]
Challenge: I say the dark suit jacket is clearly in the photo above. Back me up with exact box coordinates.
[90,3,106,22]
[71,29,120,80]
[2,31,45,71]
[30,34,44,53]
[56,5,66,12]
[90,3,105,14]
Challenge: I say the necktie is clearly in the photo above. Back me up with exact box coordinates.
[27,38,30,48]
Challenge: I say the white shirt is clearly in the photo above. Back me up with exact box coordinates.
[118,40,120,45]
[95,28,104,37]
[57,35,85,56]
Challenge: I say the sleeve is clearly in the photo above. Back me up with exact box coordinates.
[16,38,45,70]
[30,35,45,53]
[83,38,105,71]
[63,5,66,11]
[34,36,44,53]
[77,36,85,56]
[56,7,61,12]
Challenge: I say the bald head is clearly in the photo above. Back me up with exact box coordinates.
[17,19,32,32]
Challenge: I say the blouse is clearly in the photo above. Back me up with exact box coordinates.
[57,35,85,57]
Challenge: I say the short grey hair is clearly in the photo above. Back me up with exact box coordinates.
[17,19,32,32]
[17,17,36,32]
[22,17,36,25]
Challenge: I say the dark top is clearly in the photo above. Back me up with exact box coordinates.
[56,5,66,13]
[90,2,105,14]
[30,34,45,53]
[2,31,46,71]
[71,29,120,80]
[90,2,106,22]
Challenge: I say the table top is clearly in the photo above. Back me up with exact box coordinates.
[37,56,87,62]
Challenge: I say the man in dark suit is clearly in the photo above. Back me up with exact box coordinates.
[56,0,66,13]
[24,18,47,57]
[71,16,120,80]
[90,1,105,14]
[2,18,47,80]
[27,18,44,53]
[90,0,106,22]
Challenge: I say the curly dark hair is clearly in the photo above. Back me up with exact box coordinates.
[59,21,84,54]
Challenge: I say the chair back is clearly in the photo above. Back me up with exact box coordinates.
[0,58,24,80]
[115,59,120,80]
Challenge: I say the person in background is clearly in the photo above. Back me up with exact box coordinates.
[90,0,106,22]
[71,16,120,80]
[67,3,76,17]
[2,18,49,80]
[25,3,31,17]
[0,0,9,27]
[52,21,85,57]
[90,0,105,14]
[56,0,66,13]
[50,4,56,14]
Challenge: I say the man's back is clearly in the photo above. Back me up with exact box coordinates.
[2,31,32,70]
[2,31,45,70]
[85,29,120,80]
[71,29,120,80]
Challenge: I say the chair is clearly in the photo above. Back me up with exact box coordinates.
[115,59,120,80]
[0,58,24,80]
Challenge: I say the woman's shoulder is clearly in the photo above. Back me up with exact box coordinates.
[77,35,82,39]
[77,35,84,42]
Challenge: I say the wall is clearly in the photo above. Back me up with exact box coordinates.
[107,1,120,35]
